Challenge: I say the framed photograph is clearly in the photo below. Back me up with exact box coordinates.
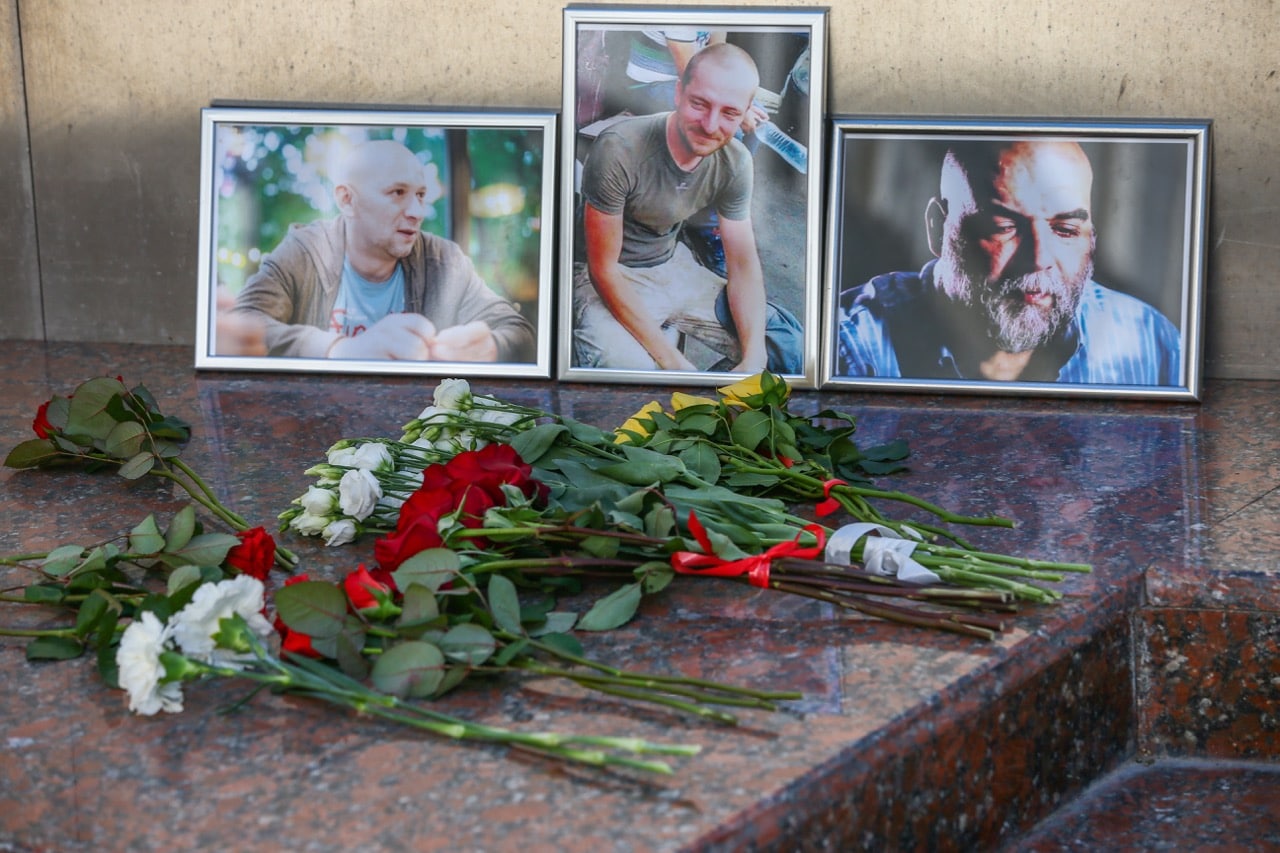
[821,117,1211,400]
[558,5,828,387]
[194,106,556,377]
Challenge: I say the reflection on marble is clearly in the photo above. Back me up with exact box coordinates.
[0,342,1276,850]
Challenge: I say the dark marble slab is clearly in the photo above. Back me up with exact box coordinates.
[0,342,1275,851]
[1005,758,1280,851]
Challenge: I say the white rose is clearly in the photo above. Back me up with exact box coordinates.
[322,519,357,547]
[432,378,472,410]
[350,442,395,473]
[338,468,382,520]
[289,512,330,536]
[299,485,338,516]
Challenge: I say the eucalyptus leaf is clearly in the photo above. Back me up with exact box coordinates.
[493,637,530,665]
[370,641,445,698]
[336,632,371,680]
[487,574,523,635]
[431,664,471,699]
[397,583,441,631]
[576,582,643,632]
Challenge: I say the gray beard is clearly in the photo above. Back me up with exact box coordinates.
[938,257,1090,354]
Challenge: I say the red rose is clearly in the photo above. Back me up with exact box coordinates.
[343,564,396,612]
[225,526,276,581]
[32,401,54,439]
[447,444,543,502]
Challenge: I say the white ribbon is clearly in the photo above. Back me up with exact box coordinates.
[824,523,940,585]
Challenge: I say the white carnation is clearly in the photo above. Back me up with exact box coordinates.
[117,611,184,715]
[169,576,275,668]
[322,518,357,547]
[338,468,382,520]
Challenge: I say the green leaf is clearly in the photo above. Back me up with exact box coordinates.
[336,632,370,680]
[679,443,722,484]
[431,664,471,699]
[163,532,238,569]
[507,423,568,465]
[128,514,166,556]
[65,377,129,440]
[577,582,643,632]
[166,563,205,596]
[397,583,441,632]
[23,584,64,604]
[275,581,348,639]
[370,641,445,698]
[105,420,147,460]
[528,611,577,637]
[117,451,156,480]
[538,632,583,658]
[637,562,675,594]
[494,637,530,665]
[73,589,113,638]
[730,409,772,451]
[164,505,197,552]
[3,439,61,469]
[487,574,523,635]
[312,615,368,662]
[597,445,686,486]
[439,623,496,665]
[41,544,86,577]
[563,418,611,445]
[26,636,84,661]
[393,549,460,595]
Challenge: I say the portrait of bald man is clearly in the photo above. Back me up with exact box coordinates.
[229,138,535,363]
[834,137,1185,386]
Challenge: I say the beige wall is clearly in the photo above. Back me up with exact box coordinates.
[3,0,1278,378]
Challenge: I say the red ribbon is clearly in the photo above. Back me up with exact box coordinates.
[671,511,826,588]
[815,478,848,517]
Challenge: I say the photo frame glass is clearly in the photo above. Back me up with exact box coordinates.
[559,5,828,387]
[195,106,556,377]
[822,118,1211,400]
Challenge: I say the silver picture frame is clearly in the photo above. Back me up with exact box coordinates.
[558,5,828,387]
[821,116,1211,401]
[195,105,557,378]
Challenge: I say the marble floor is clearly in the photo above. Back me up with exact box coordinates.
[0,341,1277,851]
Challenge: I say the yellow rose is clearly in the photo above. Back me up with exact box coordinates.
[670,391,717,411]
[613,400,663,445]
[718,372,790,409]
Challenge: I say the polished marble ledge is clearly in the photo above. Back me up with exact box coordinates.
[0,341,1277,851]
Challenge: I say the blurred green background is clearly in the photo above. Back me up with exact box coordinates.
[214,123,545,318]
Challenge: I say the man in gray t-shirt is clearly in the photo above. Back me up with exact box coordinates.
[574,43,768,372]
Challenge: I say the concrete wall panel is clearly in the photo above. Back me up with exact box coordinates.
[12,0,1280,377]
[0,0,41,339]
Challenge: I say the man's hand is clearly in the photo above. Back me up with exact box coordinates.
[328,313,436,360]
[429,321,499,362]
[214,286,267,356]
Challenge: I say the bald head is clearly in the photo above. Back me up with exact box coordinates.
[929,139,1098,354]
[335,139,425,193]
[680,42,759,92]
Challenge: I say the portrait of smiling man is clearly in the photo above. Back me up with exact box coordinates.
[835,138,1182,386]
[230,138,535,363]
[572,41,803,374]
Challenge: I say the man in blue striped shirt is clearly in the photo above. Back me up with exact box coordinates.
[836,140,1181,385]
